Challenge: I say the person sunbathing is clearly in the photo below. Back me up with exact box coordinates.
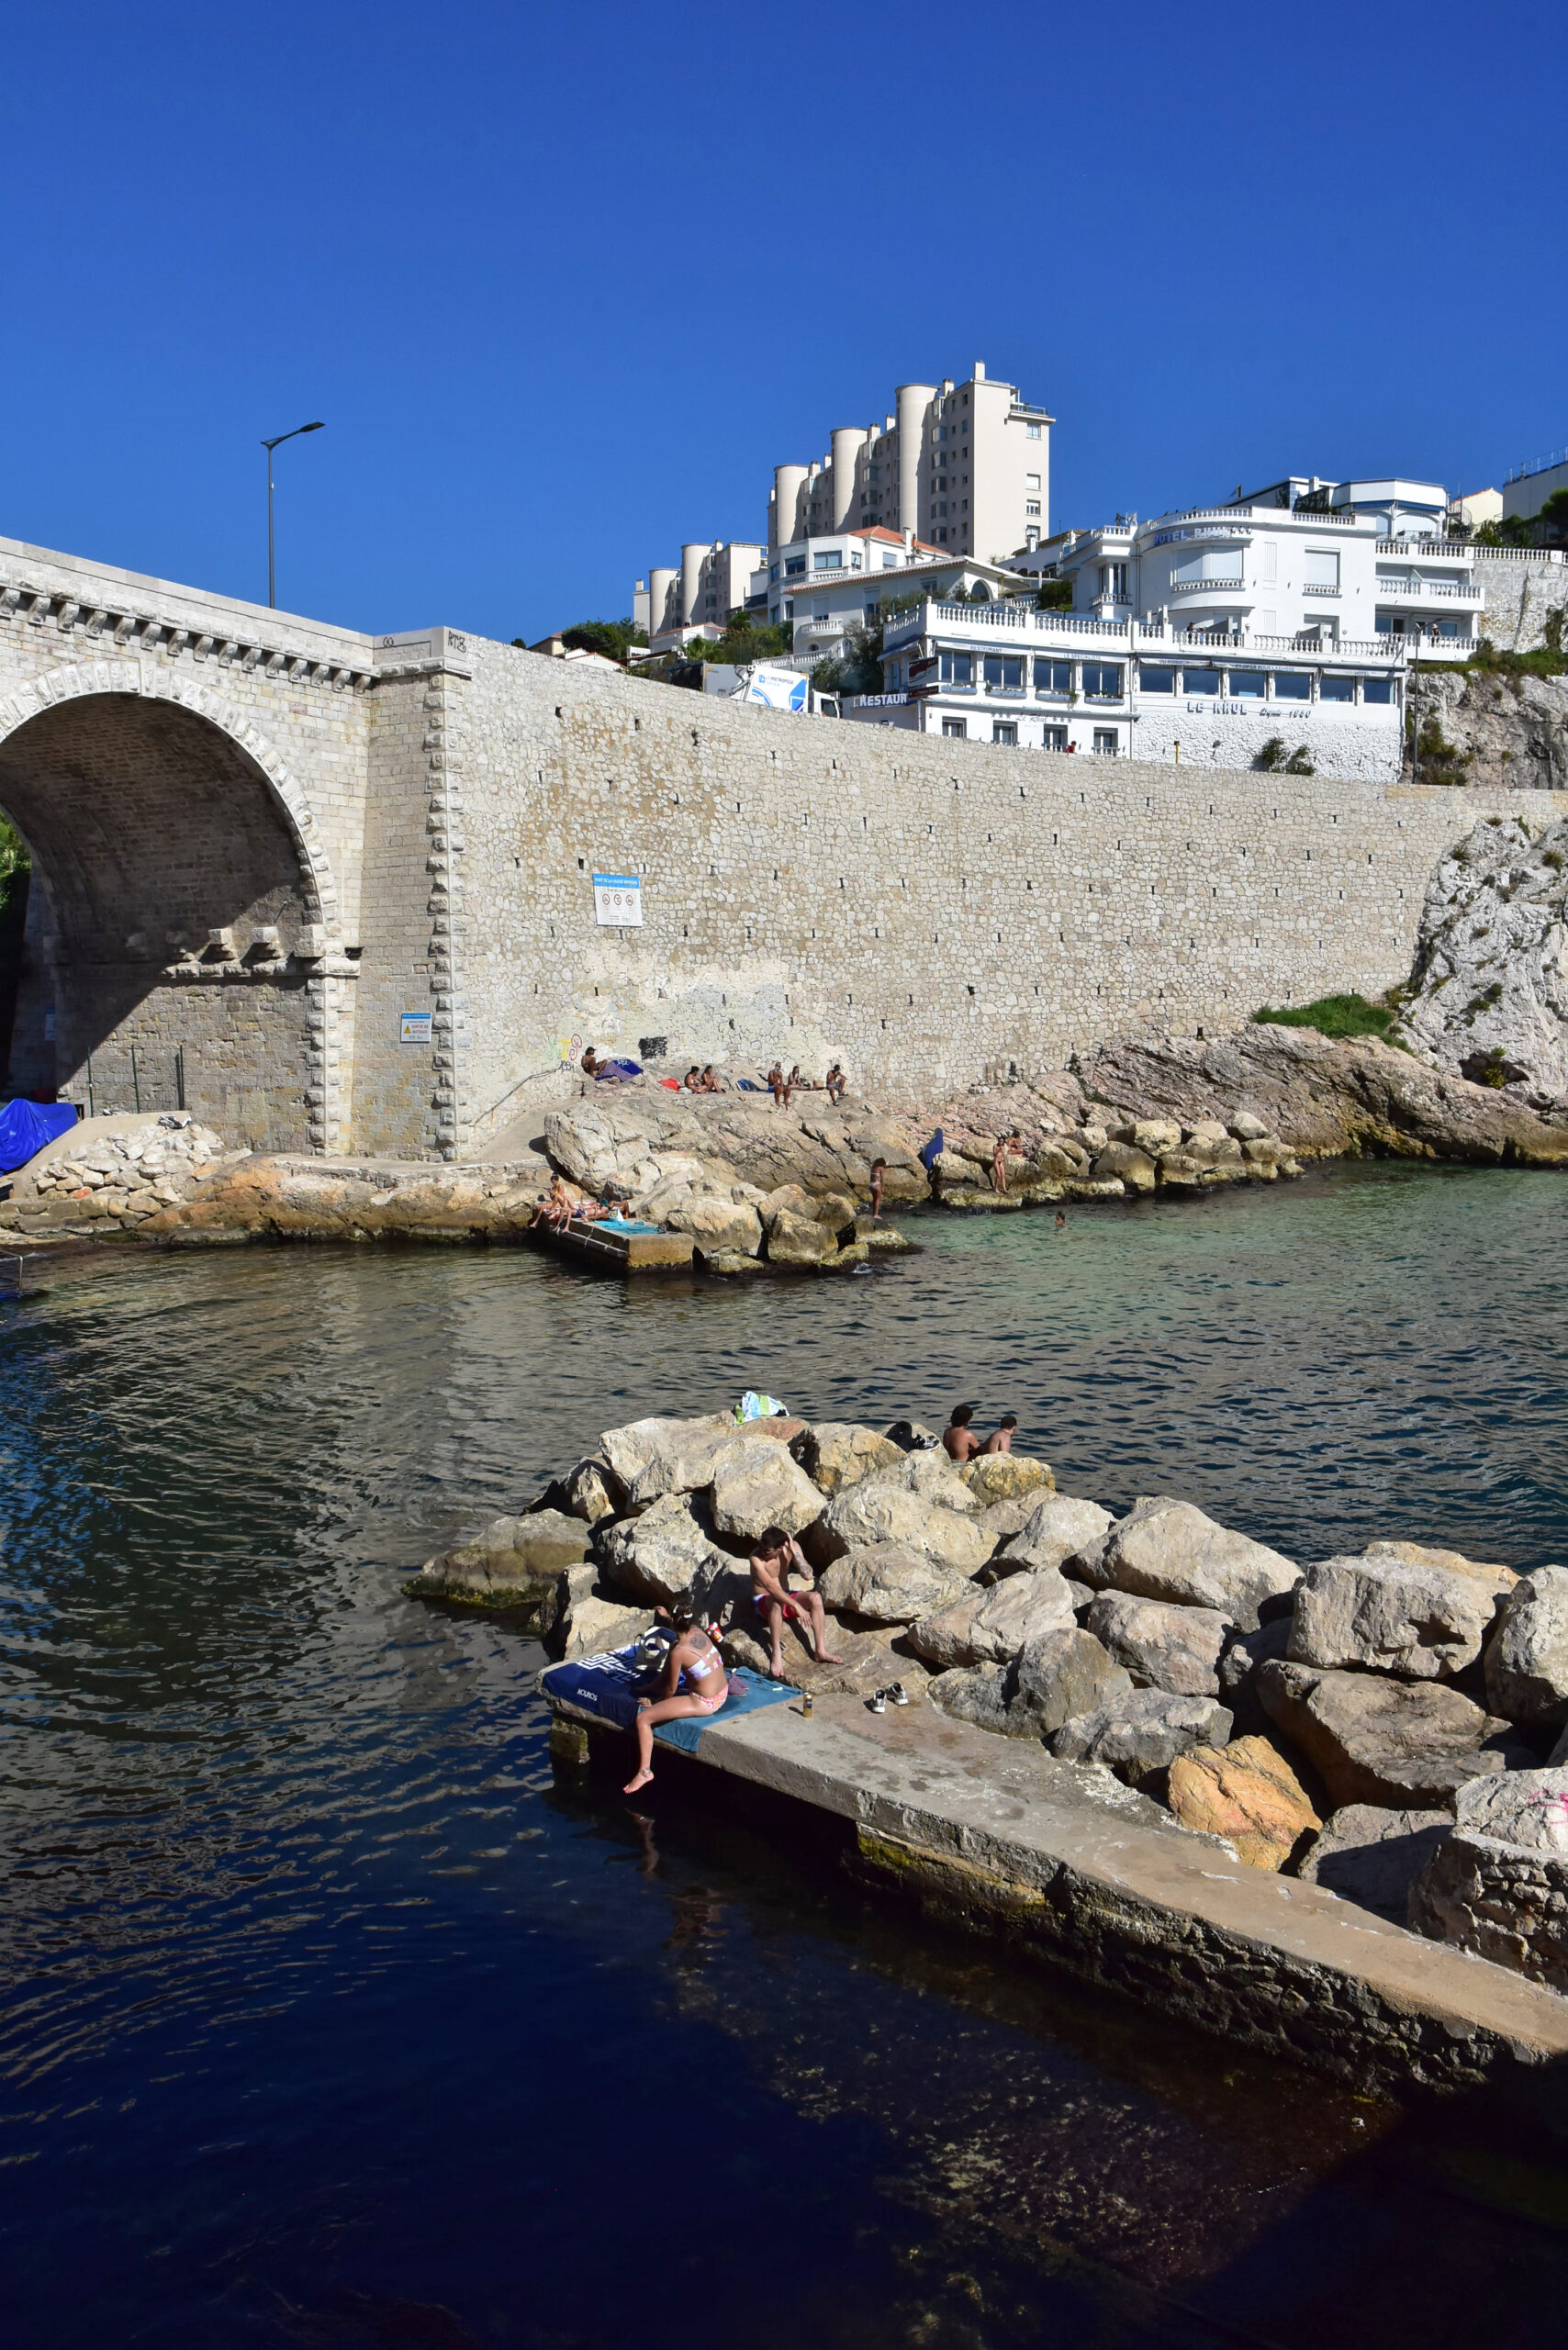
[991,1131,1025,1195]
[749,1527,844,1679]
[823,1062,846,1104]
[697,1065,722,1093]
[942,1403,983,1462]
[622,1609,731,1794]
[536,1176,577,1231]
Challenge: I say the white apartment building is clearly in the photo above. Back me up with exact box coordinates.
[638,541,765,653]
[750,524,1017,664]
[767,363,1052,565]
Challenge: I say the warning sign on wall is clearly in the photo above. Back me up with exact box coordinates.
[592,873,643,926]
[399,1012,432,1045]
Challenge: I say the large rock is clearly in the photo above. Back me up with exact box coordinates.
[554,1593,654,1662]
[894,1451,980,1512]
[817,1543,972,1625]
[1216,1616,1293,1736]
[810,1479,991,1576]
[794,1422,903,1496]
[595,1491,731,1609]
[598,1411,734,1494]
[1396,812,1568,1098]
[709,1439,824,1541]
[1092,1142,1157,1193]
[666,1195,763,1258]
[958,1455,1055,1506]
[1484,1565,1568,1729]
[404,1509,589,1608]
[1049,1690,1234,1788]
[1256,1658,1528,1809]
[1166,1736,1320,1870]
[766,1207,838,1266]
[991,1494,1114,1581]
[1288,1542,1516,1681]
[1012,1628,1132,1737]
[1085,1591,1231,1696]
[1408,1767,1568,1989]
[1296,1804,1452,1922]
[927,1664,1014,1736]
[557,1457,622,1523]
[906,1567,1076,1669]
[1101,1496,1299,1629]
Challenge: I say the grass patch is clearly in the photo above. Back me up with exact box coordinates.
[1251,992,1398,1040]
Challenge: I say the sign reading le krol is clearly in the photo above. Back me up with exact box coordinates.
[592,872,643,926]
[399,1012,432,1045]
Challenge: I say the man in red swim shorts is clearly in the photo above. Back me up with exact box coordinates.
[748,1526,844,1682]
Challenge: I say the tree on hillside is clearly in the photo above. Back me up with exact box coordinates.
[1475,488,1568,551]
[511,617,648,659]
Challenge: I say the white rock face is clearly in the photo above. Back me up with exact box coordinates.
[992,1494,1114,1579]
[596,1491,730,1607]
[1396,812,1568,1100]
[709,1439,823,1541]
[818,1544,972,1625]
[813,1480,991,1575]
[1484,1565,1568,1728]
[598,1412,734,1492]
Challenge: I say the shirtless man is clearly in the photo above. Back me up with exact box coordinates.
[823,1062,846,1105]
[942,1404,983,1462]
[767,1062,787,1109]
[622,1610,730,1793]
[981,1413,1017,1455]
[749,1526,844,1679]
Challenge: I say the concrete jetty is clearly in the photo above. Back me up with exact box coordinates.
[548,1683,1568,2096]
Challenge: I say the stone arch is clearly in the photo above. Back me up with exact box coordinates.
[0,662,344,1152]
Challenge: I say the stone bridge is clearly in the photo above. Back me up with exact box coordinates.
[1,530,1555,1160]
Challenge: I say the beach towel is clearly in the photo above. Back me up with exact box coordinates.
[919,1127,946,1173]
[593,1058,643,1082]
[540,1651,793,1746]
[652,1667,794,1753]
[0,1098,76,1175]
[734,1389,789,1423]
[737,1079,764,1091]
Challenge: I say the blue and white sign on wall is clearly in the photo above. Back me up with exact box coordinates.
[592,872,643,926]
[399,1012,432,1045]
[743,665,810,713]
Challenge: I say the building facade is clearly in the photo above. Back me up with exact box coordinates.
[1501,447,1568,525]
[643,540,765,653]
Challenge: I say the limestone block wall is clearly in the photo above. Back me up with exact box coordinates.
[432,643,1563,1130]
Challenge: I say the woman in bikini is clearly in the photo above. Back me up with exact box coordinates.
[622,1610,730,1794]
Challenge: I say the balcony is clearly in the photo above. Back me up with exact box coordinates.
[984,684,1026,698]
[1302,582,1340,597]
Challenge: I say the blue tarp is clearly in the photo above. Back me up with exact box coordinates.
[0,1099,76,1175]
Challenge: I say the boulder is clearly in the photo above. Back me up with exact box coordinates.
[622,1422,755,1508]
[1165,1736,1320,1870]
[1050,1690,1234,1788]
[810,1480,991,1576]
[1085,1591,1232,1696]
[818,1543,972,1626]
[766,1208,838,1266]
[1092,1142,1157,1192]
[1216,1616,1294,1736]
[895,1450,980,1511]
[794,1422,903,1496]
[666,1196,763,1258]
[558,1457,623,1524]
[1288,1543,1516,1681]
[595,1491,731,1609]
[598,1411,734,1493]
[927,1664,1014,1736]
[1101,1496,1299,1630]
[1484,1565,1568,1729]
[991,1494,1114,1580]
[760,1183,813,1227]
[1012,1628,1132,1737]
[905,1566,1076,1669]
[958,1454,1055,1506]
[1408,1767,1568,1990]
[554,1593,653,1662]
[1256,1658,1529,1809]
[1296,1804,1452,1922]
[404,1509,590,1608]
[812,1189,859,1237]
[973,1494,1048,1550]
[709,1439,824,1542]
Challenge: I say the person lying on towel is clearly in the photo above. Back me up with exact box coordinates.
[623,1608,731,1794]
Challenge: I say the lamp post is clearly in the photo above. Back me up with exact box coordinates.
[262,421,324,609]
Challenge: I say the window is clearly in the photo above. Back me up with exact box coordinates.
[992,721,1017,744]
[1231,670,1267,697]
[1082,662,1125,699]
[1261,542,1278,584]
[1319,674,1355,702]
[850,554,863,570]
[1092,729,1119,755]
[769,563,780,582]
[1026,421,1042,439]
[1172,553,1243,587]
[1025,474,1041,490]
[1100,563,1128,599]
[943,716,968,738]
[880,553,898,567]
[1361,677,1395,703]
[785,556,805,576]
[983,654,1025,693]
[1042,724,1068,749]
[939,651,974,688]
[1138,665,1176,693]
[1036,658,1072,697]
[1273,671,1311,699]
[1304,549,1340,589]
[1025,501,1041,518]
[1182,667,1221,695]
[864,603,879,621]
[815,551,842,570]
[812,607,829,621]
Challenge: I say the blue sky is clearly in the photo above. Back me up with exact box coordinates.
[3,3,1564,644]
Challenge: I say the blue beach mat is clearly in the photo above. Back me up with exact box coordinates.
[541,1651,793,1745]
[0,1099,76,1174]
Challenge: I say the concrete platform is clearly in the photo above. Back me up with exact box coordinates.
[550,1684,1568,2095]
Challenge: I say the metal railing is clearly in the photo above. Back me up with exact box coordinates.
[1505,446,1568,485]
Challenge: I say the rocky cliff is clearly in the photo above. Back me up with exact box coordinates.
[1408,667,1568,793]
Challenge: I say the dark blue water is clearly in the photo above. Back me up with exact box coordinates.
[4,1162,1568,2347]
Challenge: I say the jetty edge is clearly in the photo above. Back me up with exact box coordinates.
[404,1398,1568,2094]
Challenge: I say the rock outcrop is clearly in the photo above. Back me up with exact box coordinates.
[1287,1541,1516,1681]
[1165,1736,1320,1871]
[1409,1767,1568,1990]
[1395,813,1568,1102]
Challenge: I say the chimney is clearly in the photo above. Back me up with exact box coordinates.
[973,362,985,382]
[902,527,914,554]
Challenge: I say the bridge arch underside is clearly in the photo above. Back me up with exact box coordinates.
[0,693,319,1150]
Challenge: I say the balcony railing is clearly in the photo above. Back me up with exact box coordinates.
[1374,577,1483,601]
[1302,582,1340,596]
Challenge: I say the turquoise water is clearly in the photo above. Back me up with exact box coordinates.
[2,1161,1566,2346]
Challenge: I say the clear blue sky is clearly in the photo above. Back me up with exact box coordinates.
[3,3,1564,644]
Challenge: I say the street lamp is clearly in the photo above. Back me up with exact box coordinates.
[262,420,324,609]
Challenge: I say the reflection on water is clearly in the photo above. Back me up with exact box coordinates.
[1,1162,1566,2347]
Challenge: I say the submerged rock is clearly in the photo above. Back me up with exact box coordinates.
[405,1508,590,1610]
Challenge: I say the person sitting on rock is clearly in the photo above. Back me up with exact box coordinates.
[868,1158,887,1220]
[991,1132,1025,1195]
[683,1066,703,1091]
[580,1047,601,1079]
[698,1065,723,1093]
[824,1062,846,1104]
[767,1062,787,1108]
[981,1413,1017,1455]
[750,1527,844,1680]
[622,1608,731,1795]
[536,1175,577,1231]
[942,1404,983,1462]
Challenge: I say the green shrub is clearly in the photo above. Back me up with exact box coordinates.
[1252,991,1397,1040]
